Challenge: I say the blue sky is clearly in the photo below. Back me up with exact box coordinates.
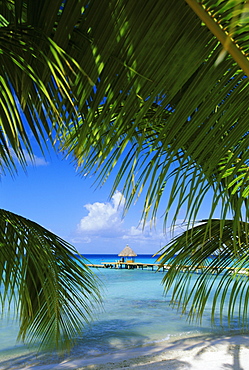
[0,145,216,255]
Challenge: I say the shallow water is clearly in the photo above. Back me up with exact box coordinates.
[0,254,244,365]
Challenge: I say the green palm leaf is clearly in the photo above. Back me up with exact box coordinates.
[61,1,249,234]
[0,209,101,350]
[0,1,94,173]
[158,219,249,327]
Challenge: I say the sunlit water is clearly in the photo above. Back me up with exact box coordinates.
[0,254,245,367]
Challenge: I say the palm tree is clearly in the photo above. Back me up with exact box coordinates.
[2,0,249,349]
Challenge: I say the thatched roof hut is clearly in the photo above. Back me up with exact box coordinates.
[118,245,137,261]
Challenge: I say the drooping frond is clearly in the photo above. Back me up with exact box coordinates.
[1,1,249,230]
[186,0,249,74]
[158,219,249,327]
[0,1,93,172]
[0,209,101,350]
[61,0,249,232]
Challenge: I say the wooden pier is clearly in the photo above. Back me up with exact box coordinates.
[87,261,170,271]
[86,261,249,275]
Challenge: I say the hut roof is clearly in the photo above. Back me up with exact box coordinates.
[118,245,137,257]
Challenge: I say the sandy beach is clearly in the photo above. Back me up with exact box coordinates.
[1,334,249,370]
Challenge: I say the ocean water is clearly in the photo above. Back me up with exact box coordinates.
[0,254,244,366]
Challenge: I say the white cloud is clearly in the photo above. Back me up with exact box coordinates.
[77,191,125,234]
[129,226,143,236]
[123,220,165,244]
[74,193,191,253]
[31,154,48,166]
[71,236,92,244]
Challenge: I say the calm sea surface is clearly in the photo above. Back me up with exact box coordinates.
[0,254,244,365]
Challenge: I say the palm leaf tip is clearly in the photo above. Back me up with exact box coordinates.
[159,220,249,328]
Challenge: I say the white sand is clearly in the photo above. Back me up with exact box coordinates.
[1,334,249,370]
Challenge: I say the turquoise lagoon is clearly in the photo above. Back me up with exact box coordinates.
[0,254,245,367]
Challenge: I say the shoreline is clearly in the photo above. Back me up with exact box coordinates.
[1,333,249,370]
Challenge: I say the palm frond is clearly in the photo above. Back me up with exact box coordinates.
[157,219,249,327]
[186,0,249,74]
[0,1,93,172]
[1,1,249,228]
[60,0,249,234]
[0,209,101,350]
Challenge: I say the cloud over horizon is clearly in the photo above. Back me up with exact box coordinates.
[73,192,189,253]
[73,192,167,251]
